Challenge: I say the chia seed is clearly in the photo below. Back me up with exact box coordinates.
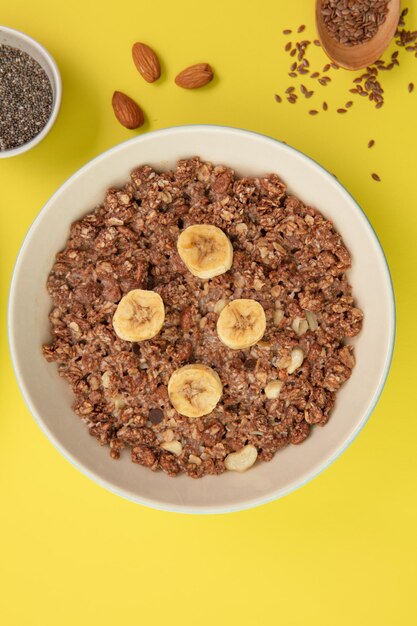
[0,44,53,151]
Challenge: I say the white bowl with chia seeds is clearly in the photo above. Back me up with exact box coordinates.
[0,26,61,157]
[8,126,395,513]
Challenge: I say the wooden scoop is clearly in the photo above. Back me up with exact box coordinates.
[315,0,401,70]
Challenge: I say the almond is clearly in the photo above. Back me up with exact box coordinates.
[132,42,161,83]
[175,63,213,89]
[112,91,144,129]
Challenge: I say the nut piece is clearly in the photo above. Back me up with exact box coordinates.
[175,63,213,89]
[188,454,202,465]
[305,310,318,331]
[112,91,144,129]
[225,445,258,472]
[235,222,248,235]
[162,429,174,442]
[161,440,183,456]
[287,348,304,374]
[274,309,284,325]
[101,371,111,389]
[277,354,291,369]
[214,298,228,315]
[132,42,161,83]
[113,395,126,413]
[264,380,283,399]
[292,316,309,336]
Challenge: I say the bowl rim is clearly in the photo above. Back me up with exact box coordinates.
[7,124,396,514]
[0,25,62,158]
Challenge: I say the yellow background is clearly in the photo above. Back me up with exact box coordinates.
[1,1,416,624]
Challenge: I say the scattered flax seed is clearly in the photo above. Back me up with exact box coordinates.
[368,139,375,148]
[371,173,381,182]
[285,86,295,93]
[274,94,282,103]
[277,10,417,117]
[300,84,314,99]
[309,109,319,115]
[322,101,328,110]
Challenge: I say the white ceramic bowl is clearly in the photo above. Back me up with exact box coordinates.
[0,26,61,158]
[8,126,395,513]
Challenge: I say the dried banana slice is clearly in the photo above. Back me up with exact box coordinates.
[113,289,165,342]
[217,299,266,349]
[168,364,223,418]
[177,224,233,279]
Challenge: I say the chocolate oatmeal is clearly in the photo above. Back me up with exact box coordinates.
[43,157,363,478]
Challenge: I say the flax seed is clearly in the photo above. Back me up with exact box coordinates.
[320,0,389,46]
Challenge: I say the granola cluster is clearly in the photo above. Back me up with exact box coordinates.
[43,157,363,478]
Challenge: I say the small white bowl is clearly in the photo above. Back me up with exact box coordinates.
[0,26,61,158]
[8,126,395,513]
